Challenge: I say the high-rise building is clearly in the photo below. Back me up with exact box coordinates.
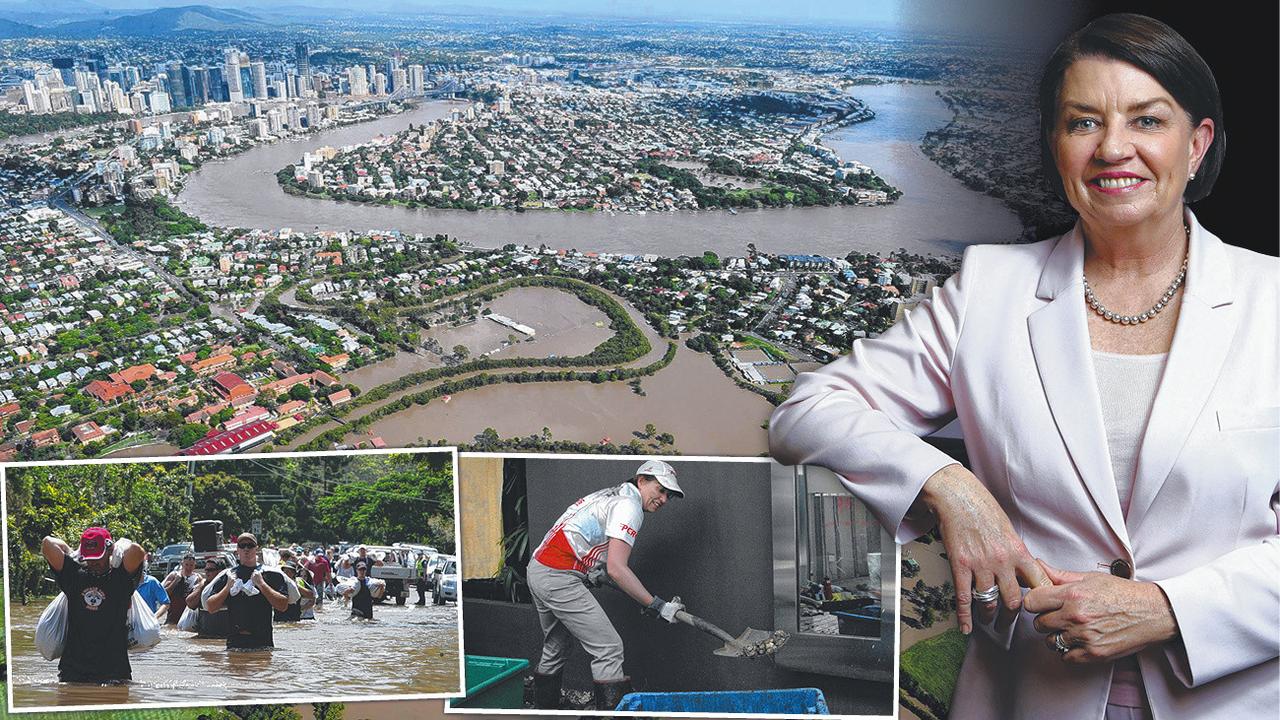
[224,48,244,103]
[208,66,227,102]
[373,72,387,96]
[306,102,321,128]
[190,66,210,105]
[382,59,398,92]
[250,61,268,100]
[348,65,368,96]
[167,61,188,108]
[295,42,311,78]
[392,68,407,95]
[52,57,76,87]
[408,64,425,94]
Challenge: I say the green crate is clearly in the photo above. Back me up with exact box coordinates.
[448,655,530,709]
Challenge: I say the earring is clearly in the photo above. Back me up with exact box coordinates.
[1189,172,1196,180]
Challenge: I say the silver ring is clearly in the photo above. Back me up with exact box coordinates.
[1052,632,1071,655]
[972,585,1000,603]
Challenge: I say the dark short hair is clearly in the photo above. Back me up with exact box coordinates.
[1037,13,1224,203]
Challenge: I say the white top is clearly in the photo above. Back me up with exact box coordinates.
[1092,350,1167,517]
[532,483,644,573]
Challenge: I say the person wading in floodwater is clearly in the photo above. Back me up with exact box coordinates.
[348,562,382,620]
[42,528,145,683]
[204,533,290,650]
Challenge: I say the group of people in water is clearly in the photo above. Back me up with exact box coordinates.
[41,527,418,684]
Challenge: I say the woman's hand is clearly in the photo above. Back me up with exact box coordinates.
[1024,561,1179,664]
[918,464,1051,634]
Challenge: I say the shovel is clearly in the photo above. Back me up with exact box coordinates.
[672,608,788,658]
[596,576,788,658]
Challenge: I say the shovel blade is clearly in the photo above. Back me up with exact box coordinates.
[713,628,788,657]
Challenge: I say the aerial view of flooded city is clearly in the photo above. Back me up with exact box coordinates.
[0,1,1103,718]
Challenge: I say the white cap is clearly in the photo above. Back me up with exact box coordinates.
[635,459,683,498]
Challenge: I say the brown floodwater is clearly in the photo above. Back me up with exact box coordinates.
[326,287,615,393]
[103,443,181,459]
[423,285,613,362]
[346,343,773,455]
[8,595,461,709]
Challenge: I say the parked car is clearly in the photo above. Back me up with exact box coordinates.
[431,555,457,605]
[149,542,195,578]
[437,560,458,604]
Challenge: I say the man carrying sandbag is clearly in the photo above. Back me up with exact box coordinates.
[204,533,292,649]
[41,527,145,683]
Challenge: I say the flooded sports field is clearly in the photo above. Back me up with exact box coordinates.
[7,595,461,708]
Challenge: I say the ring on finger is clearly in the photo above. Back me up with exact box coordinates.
[972,584,1000,603]
[1052,632,1071,656]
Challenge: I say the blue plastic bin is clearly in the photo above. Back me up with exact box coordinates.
[615,688,830,714]
[833,604,882,636]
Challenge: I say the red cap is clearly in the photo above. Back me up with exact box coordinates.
[79,527,113,560]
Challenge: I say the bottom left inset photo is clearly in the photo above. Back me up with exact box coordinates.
[2,448,462,713]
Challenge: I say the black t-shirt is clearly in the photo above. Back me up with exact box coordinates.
[352,556,377,576]
[197,608,231,638]
[209,565,289,649]
[350,577,374,619]
[55,557,138,683]
[164,572,198,625]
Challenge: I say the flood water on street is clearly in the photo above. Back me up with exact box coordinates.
[8,594,461,708]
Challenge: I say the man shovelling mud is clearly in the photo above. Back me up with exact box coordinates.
[526,459,687,711]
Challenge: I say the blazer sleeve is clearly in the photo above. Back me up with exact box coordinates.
[769,246,976,544]
[1155,491,1280,687]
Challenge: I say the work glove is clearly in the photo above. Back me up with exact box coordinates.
[644,595,684,623]
[583,566,607,588]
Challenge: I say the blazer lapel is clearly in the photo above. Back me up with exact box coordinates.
[1027,225,1130,552]
[1125,213,1238,531]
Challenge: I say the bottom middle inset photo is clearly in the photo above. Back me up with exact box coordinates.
[450,453,897,718]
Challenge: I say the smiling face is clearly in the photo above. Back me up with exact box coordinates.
[636,476,671,513]
[1052,56,1213,235]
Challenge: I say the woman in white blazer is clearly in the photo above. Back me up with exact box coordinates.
[769,14,1277,720]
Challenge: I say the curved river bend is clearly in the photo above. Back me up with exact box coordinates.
[176,85,1020,258]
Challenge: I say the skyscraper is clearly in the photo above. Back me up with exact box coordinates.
[251,61,268,99]
[224,48,244,103]
[167,61,188,108]
[408,64,425,94]
[295,41,311,78]
[191,66,210,106]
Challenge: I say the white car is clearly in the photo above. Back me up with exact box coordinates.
[436,558,458,604]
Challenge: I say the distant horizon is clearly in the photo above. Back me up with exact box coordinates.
[0,0,1089,48]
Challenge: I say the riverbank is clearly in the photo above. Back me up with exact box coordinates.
[175,86,1021,257]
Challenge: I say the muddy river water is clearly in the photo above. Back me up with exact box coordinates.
[7,595,461,708]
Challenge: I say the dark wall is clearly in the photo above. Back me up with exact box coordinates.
[461,457,891,715]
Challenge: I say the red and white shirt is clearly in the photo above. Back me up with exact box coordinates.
[533,483,644,573]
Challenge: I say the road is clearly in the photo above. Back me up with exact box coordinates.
[50,197,289,357]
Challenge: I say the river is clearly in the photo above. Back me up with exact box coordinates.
[175,84,1020,258]
[8,596,461,709]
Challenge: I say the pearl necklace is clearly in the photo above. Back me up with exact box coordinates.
[1082,224,1189,326]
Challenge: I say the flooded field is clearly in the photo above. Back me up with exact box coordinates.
[423,286,613,362]
[348,343,773,455]
[339,286,614,393]
[8,595,461,708]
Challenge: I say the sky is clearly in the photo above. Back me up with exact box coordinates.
[3,0,1090,43]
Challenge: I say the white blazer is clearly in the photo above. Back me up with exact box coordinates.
[769,211,1279,719]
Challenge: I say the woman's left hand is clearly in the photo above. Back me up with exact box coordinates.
[1023,561,1180,664]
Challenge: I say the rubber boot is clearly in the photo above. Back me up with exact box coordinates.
[532,671,562,709]
[593,677,632,712]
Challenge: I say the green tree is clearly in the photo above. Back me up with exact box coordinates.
[172,423,211,448]
[191,472,260,536]
[288,383,313,401]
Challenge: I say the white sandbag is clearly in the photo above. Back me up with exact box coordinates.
[109,538,134,569]
[177,605,199,632]
[126,590,161,649]
[334,576,358,597]
[368,577,386,598]
[260,566,301,604]
[35,593,68,661]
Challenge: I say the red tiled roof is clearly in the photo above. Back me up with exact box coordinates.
[179,420,277,456]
